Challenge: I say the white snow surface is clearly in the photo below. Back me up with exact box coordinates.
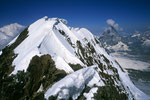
[107,41,130,51]
[45,66,103,100]
[84,87,98,100]
[37,84,43,93]
[131,34,141,38]
[54,56,74,73]
[12,16,83,74]
[9,16,149,99]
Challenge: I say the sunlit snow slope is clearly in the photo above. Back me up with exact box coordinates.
[6,16,150,100]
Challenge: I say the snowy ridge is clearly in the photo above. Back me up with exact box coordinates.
[45,66,104,100]
[12,17,83,74]
[8,16,149,99]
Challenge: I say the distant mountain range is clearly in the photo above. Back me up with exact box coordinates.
[0,23,25,50]
[98,25,150,61]
[128,29,150,55]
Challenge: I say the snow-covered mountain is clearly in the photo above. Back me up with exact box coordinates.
[0,16,149,100]
[98,26,130,52]
[98,25,150,61]
[129,29,150,55]
[0,23,25,50]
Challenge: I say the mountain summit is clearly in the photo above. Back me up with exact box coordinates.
[99,26,130,52]
[99,26,122,45]
[0,16,149,100]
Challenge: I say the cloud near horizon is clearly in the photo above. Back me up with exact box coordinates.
[106,19,123,31]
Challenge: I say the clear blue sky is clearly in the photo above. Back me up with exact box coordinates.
[0,0,150,34]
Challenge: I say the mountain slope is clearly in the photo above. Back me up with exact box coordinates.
[0,16,149,100]
[0,23,25,50]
